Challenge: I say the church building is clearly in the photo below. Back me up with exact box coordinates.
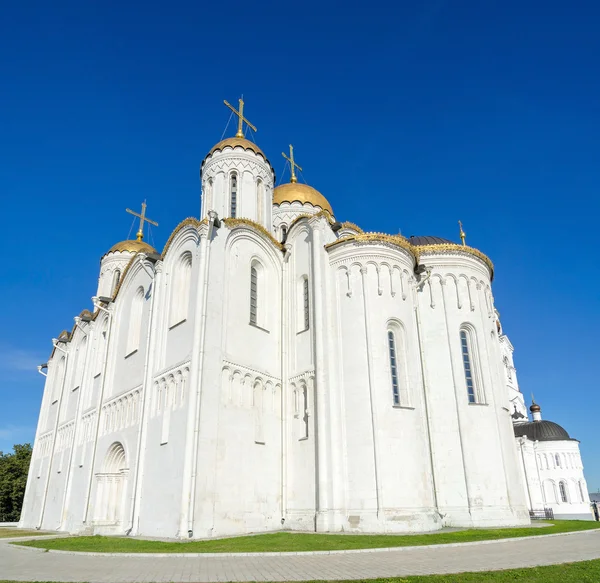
[19,100,592,537]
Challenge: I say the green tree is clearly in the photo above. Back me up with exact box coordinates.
[0,443,32,522]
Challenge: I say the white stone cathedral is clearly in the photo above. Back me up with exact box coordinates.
[20,101,593,538]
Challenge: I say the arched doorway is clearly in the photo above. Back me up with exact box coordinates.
[94,442,128,527]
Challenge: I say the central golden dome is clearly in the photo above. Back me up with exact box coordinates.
[273,182,333,215]
[206,137,265,159]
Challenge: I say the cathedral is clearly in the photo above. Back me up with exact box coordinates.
[19,100,592,538]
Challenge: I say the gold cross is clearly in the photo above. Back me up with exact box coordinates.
[126,201,158,242]
[224,98,257,138]
[458,220,466,246]
[282,144,303,184]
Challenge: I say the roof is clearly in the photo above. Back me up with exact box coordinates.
[513,420,576,442]
[206,137,266,160]
[409,235,455,246]
[104,240,156,258]
[273,182,333,215]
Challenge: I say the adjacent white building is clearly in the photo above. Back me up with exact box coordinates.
[19,114,592,538]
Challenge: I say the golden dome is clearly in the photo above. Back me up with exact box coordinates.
[273,182,333,215]
[206,137,266,159]
[105,240,157,257]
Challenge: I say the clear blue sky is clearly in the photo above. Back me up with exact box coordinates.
[1,1,599,491]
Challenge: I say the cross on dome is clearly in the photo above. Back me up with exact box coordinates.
[126,201,159,242]
[224,98,257,139]
[282,144,302,184]
[458,220,466,246]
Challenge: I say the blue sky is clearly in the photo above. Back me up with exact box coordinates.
[1,1,599,491]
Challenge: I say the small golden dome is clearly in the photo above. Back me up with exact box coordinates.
[206,137,266,159]
[105,240,157,257]
[273,182,333,215]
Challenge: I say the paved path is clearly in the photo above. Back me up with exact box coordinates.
[2,530,600,582]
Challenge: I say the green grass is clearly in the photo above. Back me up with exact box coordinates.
[13,519,600,553]
[0,528,49,538]
[1,558,600,581]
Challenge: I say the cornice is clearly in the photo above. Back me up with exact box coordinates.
[161,217,204,257]
[202,153,275,180]
[340,221,363,233]
[326,232,417,264]
[417,244,494,279]
[223,217,285,251]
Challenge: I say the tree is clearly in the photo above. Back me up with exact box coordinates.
[0,443,32,522]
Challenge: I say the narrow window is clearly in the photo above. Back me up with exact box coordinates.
[301,383,309,439]
[281,225,288,241]
[578,481,585,503]
[388,330,400,406]
[256,179,263,224]
[303,277,310,330]
[230,173,238,218]
[559,481,568,503]
[460,330,477,403]
[205,178,213,214]
[555,453,561,468]
[111,270,121,296]
[250,266,258,325]
[254,381,265,444]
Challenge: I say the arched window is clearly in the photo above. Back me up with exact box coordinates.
[301,382,309,439]
[249,260,268,330]
[281,225,288,242]
[555,453,561,468]
[256,179,264,224]
[111,270,121,296]
[459,328,484,404]
[250,265,258,326]
[503,356,512,381]
[253,381,265,444]
[559,481,568,503]
[387,324,409,407]
[126,287,144,355]
[388,330,400,406]
[170,252,192,327]
[204,178,213,214]
[298,276,309,331]
[230,173,238,218]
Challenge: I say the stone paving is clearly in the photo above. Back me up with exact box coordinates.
[1,530,600,582]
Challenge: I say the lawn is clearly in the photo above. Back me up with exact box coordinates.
[0,528,49,538]
[14,519,600,553]
[1,558,600,581]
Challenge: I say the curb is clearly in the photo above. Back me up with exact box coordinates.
[8,528,600,558]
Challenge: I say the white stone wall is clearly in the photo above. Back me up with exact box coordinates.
[23,192,548,537]
[517,436,592,519]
